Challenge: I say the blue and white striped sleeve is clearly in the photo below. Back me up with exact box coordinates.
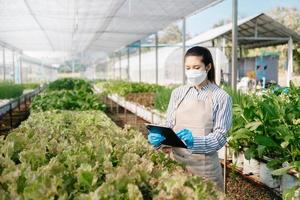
[165,89,177,128]
[190,93,232,154]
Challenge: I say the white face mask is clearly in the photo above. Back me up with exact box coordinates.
[185,69,207,86]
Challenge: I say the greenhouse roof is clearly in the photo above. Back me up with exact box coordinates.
[0,0,222,64]
[189,13,300,48]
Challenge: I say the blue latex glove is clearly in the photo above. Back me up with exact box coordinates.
[273,86,289,94]
[148,132,166,147]
[282,87,289,94]
[176,129,194,148]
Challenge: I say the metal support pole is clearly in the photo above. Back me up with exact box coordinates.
[254,19,258,38]
[119,51,121,79]
[224,144,228,193]
[127,47,130,80]
[287,37,293,86]
[72,59,75,75]
[139,40,141,82]
[110,57,112,80]
[3,47,5,80]
[155,33,159,84]
[215,46,221,85]
[113,53,116,80]
[231,0,238,89]
[20,57,23,84]
[106,58,108,80]
[222,37,226,83]
[12,51,15,83]
[109,58,112,80]
[40,63,43,82]
[15,54,19,83]
[182,17,186,84]
[239,46,243,58]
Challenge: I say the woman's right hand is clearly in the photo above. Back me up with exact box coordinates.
[147,132,165,147]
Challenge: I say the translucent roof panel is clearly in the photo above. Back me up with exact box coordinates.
[189,13,300,48]
[0,0,222,64]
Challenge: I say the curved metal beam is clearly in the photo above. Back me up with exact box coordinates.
[24,0,55,51]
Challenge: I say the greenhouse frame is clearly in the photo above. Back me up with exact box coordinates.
[0,0,300,200]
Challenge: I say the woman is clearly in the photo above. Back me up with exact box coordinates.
[148,46,232,190]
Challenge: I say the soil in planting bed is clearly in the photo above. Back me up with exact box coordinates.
[104,98,148,135]
[225,170,281,200]
[0,101,32,135]
[125,92,155,109]
[103,97,282,200]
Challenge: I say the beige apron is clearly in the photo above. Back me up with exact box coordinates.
[171,86,224,190]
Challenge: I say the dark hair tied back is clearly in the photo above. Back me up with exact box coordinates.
[184,46,215,83]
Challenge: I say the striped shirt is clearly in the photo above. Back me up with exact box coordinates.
[165,82,232,154]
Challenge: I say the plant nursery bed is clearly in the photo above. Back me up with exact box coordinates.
[104,95,283,200]
[125,92,155,109]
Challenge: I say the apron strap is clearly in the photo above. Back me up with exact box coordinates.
[176,83,214,109]
[175,86,192,109]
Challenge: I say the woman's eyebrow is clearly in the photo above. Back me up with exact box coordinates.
[185,64,202,68]
[191,65,202,67]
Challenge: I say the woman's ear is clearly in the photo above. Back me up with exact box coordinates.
[206,63,212,72]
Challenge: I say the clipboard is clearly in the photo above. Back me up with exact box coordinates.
[145,124,187,148]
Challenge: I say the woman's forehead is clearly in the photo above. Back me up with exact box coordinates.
[185,55,204,65]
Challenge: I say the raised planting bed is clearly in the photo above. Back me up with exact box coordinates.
[0,110,223,199]
[99,85,299,199]
[103,96,283,200]
[0,85,46,134]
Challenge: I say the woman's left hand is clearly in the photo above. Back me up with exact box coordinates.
[176,129,194,148]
